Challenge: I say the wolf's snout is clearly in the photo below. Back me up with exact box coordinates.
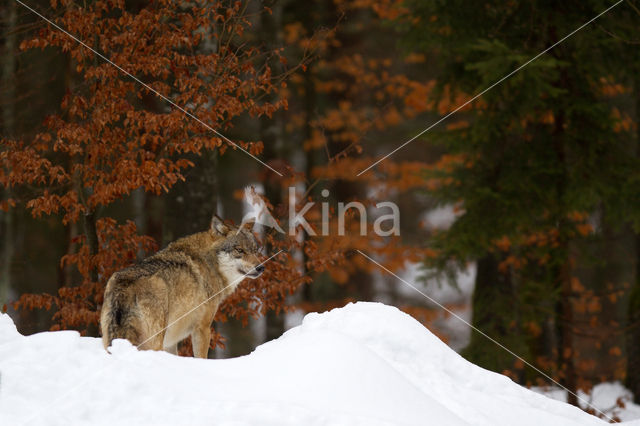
[245,264,264,279]
[242,264,265,279]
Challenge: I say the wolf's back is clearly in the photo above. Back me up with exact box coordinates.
[100,276,142,349]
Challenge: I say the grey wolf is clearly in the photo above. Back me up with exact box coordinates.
[100,215,264,358]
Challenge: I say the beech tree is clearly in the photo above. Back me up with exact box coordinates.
[3,0,527,365]
[1,0,433,355]
[1,0,291,331]
[269,0,439,315]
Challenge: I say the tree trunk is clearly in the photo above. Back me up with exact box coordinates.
[1,1,16,130]
[260,0,286,342]
[58,222,78,288]
[0,199,13,307]
[132,188,147,236]
[83,211,99,283]
[572,219,635,388]
[550,64,578,403]
[462,254,524,378]
[0,0,17,307]
[626,74,640,399]
[300,15,318,307]
[558,259,577,406]
[627,235,640,399]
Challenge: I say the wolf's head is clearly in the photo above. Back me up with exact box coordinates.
[211,215,265,285]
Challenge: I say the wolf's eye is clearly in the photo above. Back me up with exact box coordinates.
[234,247,245,255]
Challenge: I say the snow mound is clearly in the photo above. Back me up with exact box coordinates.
[0,311,19,341]
[0,302,616,425]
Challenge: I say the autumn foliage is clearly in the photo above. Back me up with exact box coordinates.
[2,0,292,330]
[5,1,638,418]
[1,0,436,351]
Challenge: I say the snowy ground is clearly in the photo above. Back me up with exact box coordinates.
[2,302,634,425]
[533,382,640,423]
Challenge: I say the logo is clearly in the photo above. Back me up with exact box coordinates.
[241,187,400,236]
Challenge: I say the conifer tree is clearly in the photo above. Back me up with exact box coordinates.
[402,0,640,403]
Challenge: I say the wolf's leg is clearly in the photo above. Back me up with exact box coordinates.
[137,307,169,351]
[135,277,169,352]
[137,330,165,352]
[136,308,166,351]
[165,344,178,355]
[191,301,218,358]
[191,324,211,358]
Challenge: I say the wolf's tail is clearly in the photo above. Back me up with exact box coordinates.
[101,288,141,350]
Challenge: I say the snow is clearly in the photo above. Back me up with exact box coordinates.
[533,382,640,423]
[0,302,630,425]
[370,257,476,351]
[415,262,476,351]
[423,204,460,230]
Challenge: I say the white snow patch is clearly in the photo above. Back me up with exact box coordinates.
[377,260,475,351]
[533,382,640,423]
[423,204,461,230]
[0,312,19,342]
[0,302,623,425]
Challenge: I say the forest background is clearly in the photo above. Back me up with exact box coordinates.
[2,0,640,417]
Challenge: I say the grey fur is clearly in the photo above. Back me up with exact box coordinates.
[100,216,263,358]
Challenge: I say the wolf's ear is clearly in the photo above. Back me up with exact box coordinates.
[210,215,231,236]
